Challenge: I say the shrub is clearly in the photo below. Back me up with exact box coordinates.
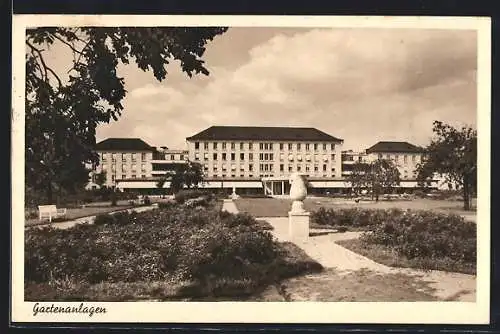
[360,210,476,266]
[25,206,311,292]
[310,207,394,230]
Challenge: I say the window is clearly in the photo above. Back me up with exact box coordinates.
[280,164,284,171]
[112,164,116,171]
[288,143,292,150]
[213,164,218,172]
[231,164,236,171]
[141,163,146,172]
[195,142,200,150]
[314,165,318,172]
[131,174,136,178]
[240,153,244,160]
[306,143,310,151]
[314,154,319,162]
[132,164,137,171]
[213,142,218,149]
[297,143,301,151]
[264,153,268,160]
[331,143,335,150]
[264,164,269,172]
[297,165,302,172]
[269,143,273,150]
[323,143,327,150]
[280,143,284,150]
[259,164,263,172]
[306,165,310,172]
[306,154,311,161]
[269,164,274,171]
[204,142,209,150]
[249,153,254,161]
[122,174,126,179]
[240,142,244,150]
[112,175,115,181]
[204,164,209,171]
[240,166,245,172]
[231,153,235,161]
[412,155,416,163]
[249,164,253,171]
[141,175,146,179]
[378,154,383,159]
[249,143,253,150]
[122,165,127,171]
[288,154,294,161]
[323,164,327,171]
[213,153,217,160]
[222,142,227,149]
[331,167,336,172]
[297,154,302,161]
[194,153,200,161]
[222,164,227,171]
[260,143,264,150]
[204,153,209,160]
[280,153,284,161]
[122,153,127,161]
[323,155,328,162]
[222,153,227,161]
[331,154,335,161]
[170,154,175,160]
[395,155,399,162]
[132,153,137,161]
[314,143,318,151]
[231,142,235,150]
[112,153,116,161]
[288,166,293,172]
[404,155,408,163]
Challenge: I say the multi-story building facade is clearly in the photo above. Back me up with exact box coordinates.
[151,147,189,179]
[186,126,344,195]
[90,138,155,188]
[364,141,424,180]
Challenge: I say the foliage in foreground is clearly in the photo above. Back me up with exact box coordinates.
[25,206,321,300]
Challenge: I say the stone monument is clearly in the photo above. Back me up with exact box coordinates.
[288,172,310,241]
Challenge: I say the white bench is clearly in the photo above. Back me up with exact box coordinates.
[38,205,67,222]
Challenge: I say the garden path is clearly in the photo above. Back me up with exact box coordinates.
[225,199,476,302]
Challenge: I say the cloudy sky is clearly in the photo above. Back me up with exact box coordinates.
[45,27,478,151]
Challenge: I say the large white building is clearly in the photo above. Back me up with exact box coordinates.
[88,128,439,195]
[185,126,344,195]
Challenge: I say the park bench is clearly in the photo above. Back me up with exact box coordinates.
[38,205,67,222]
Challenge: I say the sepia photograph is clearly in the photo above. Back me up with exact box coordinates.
[11,15,490,324]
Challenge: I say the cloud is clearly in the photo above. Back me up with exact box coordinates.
[97,27,477,151]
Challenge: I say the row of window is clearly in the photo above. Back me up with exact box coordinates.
[377,154,419,163]
[194,152,336,162]
[204,163,335,173]
[101,152,148,161]
[205,173,336,179]
[194,141,336,151]
[108,174,147,182]
[102,163,147,172]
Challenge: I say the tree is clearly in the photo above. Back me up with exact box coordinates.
[26,27,228,203]
[93,171,107,188]
[347,159,400,202]
[416,121,477,211]
[169,161,204,193]
[156,177,166,197]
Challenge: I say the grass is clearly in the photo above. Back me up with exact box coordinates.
[24,241,322,302]
[279,268,438,301]
[234,197,477,221]
[336,238,476,275]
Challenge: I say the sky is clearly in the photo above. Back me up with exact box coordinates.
[43,27,477,151]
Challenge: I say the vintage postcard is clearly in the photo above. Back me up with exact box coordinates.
[11,15,491,324]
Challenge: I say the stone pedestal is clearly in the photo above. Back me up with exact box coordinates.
[288,210,310,241]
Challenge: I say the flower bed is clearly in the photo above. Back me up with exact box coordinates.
[25,205,321,300]
[310,207,398,230]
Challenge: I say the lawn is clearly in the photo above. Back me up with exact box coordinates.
[234,197,476,220]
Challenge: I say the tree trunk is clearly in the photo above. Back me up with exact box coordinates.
[463,176,470,211]
[46,182,53,204]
